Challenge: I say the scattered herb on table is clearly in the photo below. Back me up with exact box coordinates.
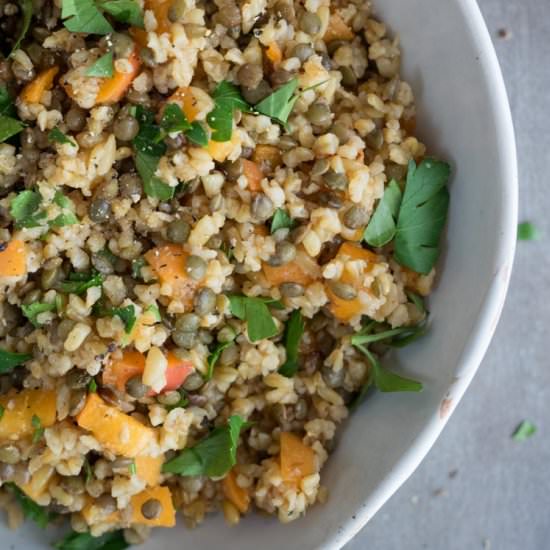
[517,222,539,241]
[162,415,250,477]
[278,310,305,377]
[512,420,536,441]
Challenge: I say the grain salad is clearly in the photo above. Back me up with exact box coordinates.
[0,0,451,546]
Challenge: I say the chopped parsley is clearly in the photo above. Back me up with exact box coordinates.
[88,378,97,393]
[363,180,402,247]
[254,78,299,129]
[54,529,129,550]
[61,0,143,34]
[512,420,536,441]
[48,128,77,147]
[270,208,294,234]
[111,305,137,333]
[0,87,24,143]
[21,302,57,328]
[85,51,114,77]
[131,106,175,200]
[60,271,104,295]
[0,348,32,374]
[227,295,281,342]
[31,414,44,443]
[206,81,251,142]
[9,190,45,228]
[162,415,250,477]
[278,310,304,377]
[206,329,237,380]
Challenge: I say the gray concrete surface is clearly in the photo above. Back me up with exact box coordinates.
[346,1,550,549]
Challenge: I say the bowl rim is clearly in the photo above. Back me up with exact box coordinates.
[324,1,518,548]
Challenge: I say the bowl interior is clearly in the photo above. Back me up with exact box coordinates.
[2,0,516,548]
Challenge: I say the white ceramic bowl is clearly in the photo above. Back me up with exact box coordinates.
[4,0,517,548]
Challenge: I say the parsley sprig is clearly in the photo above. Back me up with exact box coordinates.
[227,295,283,342]
[207,81,251,142]
[350,320,427,408]
[278,310,304,377]
[61,0,143,35]
[0,348,32,373]
[162,415,250,477]
[0,86,24,142]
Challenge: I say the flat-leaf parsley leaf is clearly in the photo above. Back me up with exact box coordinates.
[162,415,249,477]
[363,180,402,247]
[278,310,304,377]
[394,159,451,274]
[85,51,114,77]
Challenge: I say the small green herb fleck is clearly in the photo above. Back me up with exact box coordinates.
[111,305,137,334]
[160,103,191,135]
[88,378,97,393]
[85,51,114,77]
[165,389,188,411]
[253,78,299,128]
[10,190,45,228]
[270,208,294,234]
[31,414,44,443]
[48,127,77,147]
[185,121,208,146]
[131,257,146,279]
[206,329,237,380]
[128,460,137,475]
[21,302,56,328]
[278,310,304,377]
[517,222,539,241]
[207,81,251,142]
[227,295,279,342]
[0,405,4,420]
[132,106,174,200]
[60,271,104,295]
[98,0,144,27]
[512,420,536,441]
[0,348,32,374]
